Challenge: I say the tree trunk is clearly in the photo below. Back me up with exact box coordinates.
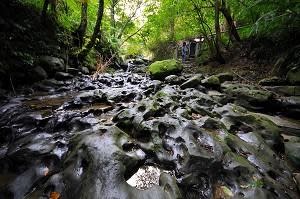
[190,0,215,57]
[169,18,175,41]
[41,0,49,21]
[214,0,225,63]
[79,0,104,59]
[75,1,88,47]
[110,0,117,38]
[220,0,240,42]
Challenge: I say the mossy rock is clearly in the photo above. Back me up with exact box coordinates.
[201,75,220,87]
[222,83,273,103]
[148,59,183,80]
[215,72,234,83]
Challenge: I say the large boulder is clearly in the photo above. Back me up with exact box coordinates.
[286,67,300,85]
[38,56,65,76]
[31,66,48,81]
[148,59,183,80]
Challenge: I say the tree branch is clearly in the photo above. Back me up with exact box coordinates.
[117,0,143,39]
[120,25,145,46]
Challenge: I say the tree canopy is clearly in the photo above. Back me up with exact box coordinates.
[22,0,299,61]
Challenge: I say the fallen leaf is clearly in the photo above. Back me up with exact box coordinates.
[50,192,60,199]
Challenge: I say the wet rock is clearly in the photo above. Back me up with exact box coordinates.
[132,58,147,65]
[215,72,234,83]
[132,65,148,73]
[81,82,98,90]
[276,96,300,119]
[0,163,58,199]
[31,66,48,81]
[207,90,229,104]
[264,86,300,96]
[285,142,300,169]
[32,83,54,92]
[6,132,57,158]
[214,104,283,150]
[180,74,204,89]
[221,83,274,108]
[38,56,65,76]
[286,66,300,85]
[282,134,300,143]
[102,87,140,102]
[223,132,297,198]
[72,89,107,106]
[201,75,220,87]
[254,113,300,135]
[294,173,300,191]
[0,71,300,199]
[52,127,181,199]
[159,173,182,197]
[259,76,286,86]
[81,66,90,74]
[67,67,80,75]
[165,75,183,85]
[41,79,65,87]
[148,59,183,80]
[185,90,219,117]
[55,72,74,81]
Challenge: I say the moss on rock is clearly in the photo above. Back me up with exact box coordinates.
[201,75,220,87]
[222,83,273,103]
[148,59,183,80]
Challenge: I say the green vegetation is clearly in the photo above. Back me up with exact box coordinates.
[18,0,299,65]
[250,177,264,188]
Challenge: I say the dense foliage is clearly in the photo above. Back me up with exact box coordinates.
[21,0,300,61]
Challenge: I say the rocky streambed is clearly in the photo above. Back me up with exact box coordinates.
[0,72,300,199]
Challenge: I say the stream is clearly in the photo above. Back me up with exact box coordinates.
[0,72,300,199]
